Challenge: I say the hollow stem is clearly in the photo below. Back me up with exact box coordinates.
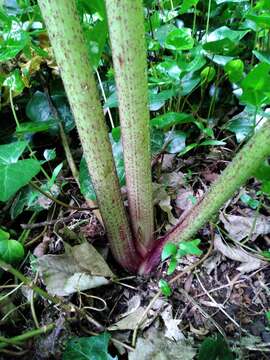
[105,0,154,256]
[38,0,140,271]
[140,120,270,273]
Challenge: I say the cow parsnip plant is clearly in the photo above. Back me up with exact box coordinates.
[0,0,270,275]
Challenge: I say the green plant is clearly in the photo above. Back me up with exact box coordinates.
[1,0,270,277]
[20,0,270,275]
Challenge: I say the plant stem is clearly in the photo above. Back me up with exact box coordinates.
[140,120,270,273]
[105,0,154,256]
[38,0,140,271]
[0,324,55,349]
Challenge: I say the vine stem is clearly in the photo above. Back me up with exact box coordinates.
[0,324,55,349]
[0,259,104,331]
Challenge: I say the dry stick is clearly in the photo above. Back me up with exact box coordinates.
[105,0,154,256]
[0,259,104,331]
[132,239,214,347]
[29,181,96,211]
[38,0,139,272]
[21,212,90,229]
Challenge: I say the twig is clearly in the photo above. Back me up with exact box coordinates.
[21,212,90,229]
[30,181,97,211]
[132,239,214,347]
[0,259,104,331]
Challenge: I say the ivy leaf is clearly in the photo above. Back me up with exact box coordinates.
[3,69,25,93]
[165,130,186,153]
[252,50,270,65]
[167,257,177,275]
[0,239,24,264]
[177,239,203,258]
[180,0,199,14]
[16,121,56,135]
[79,136,125,201]
[165,28,194,51]
[241,62,270,106]
[200,66,216,84]
[224,59,244,83]
[0,228,10,241]
[26,91,75,134]
[162,243,177,261]
[63,333,117,360]
[79,158,96,201]
[0,141,28,165]
[151,112,194,130]
[159,279,172,297]
[0,159,41,202]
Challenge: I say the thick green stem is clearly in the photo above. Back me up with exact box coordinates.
[38,0,140,271]
[0,324,55,349]
[140,120,270,273]
[105,0,154,256]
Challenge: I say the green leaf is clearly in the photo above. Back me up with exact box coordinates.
[150,128,165,155]
[16,121,56,135]
[79,136,125,201]
[180,0,199,14]
[159,279,172,297]
[177,239,203,258]
[0,141,28,165]
[224,59,244,83]
[246,13,270,29]
[0,159,41,202]
[199,139,226,146]
[252,50,270,65]
[79,158,96,201]
[261,180,270,195]
[164,28,194,51]
[203,26,248,55]
[225,107,255,142]
[162,243,177,261]
[240,193,259,209]
[200,66,216,84]
[0,239,24,264]
[241,63,270,106]
[255,161,270,181]
[165,130,186,153]
[155,24,176,47]
[3,69,24,93]
[198,335,233,360]
[85,19,108,69]
[266,311,270,323]
[151,112,194,130]
[63,333,116,360]
[26,91,75,134]
[0,228,10,241]
[43,149,56,161]
[0,25,30,62]
[167,257,177,275]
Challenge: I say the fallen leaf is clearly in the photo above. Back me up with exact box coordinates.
[108,307,149,331]
[161,305,184,341]
[37,242,114,296]
[220,212,270,241]
[214,235,266,273]
[129,330,195,360]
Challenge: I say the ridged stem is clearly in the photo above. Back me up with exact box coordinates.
[140,120,270,273]
[38,0,140,271]
[105,0,154,256]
